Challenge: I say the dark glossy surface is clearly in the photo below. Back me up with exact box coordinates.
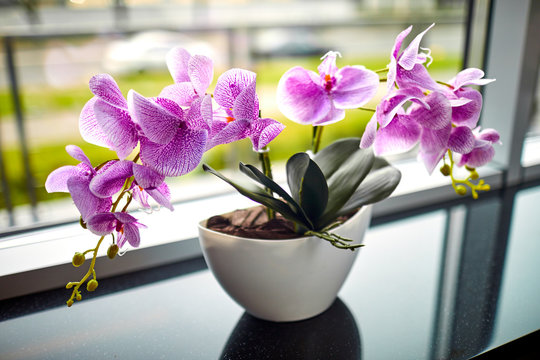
[2,183,540,359]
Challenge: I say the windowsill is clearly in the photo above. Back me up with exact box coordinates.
[0,157,505,301]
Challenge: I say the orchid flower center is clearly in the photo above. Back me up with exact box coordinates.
[323,74,334,92]
[226,116,235,123]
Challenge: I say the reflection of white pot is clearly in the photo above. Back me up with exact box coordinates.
[198,205,372,322]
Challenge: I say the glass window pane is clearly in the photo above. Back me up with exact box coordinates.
[0,0,468,232]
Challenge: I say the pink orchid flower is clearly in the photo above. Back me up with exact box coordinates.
[277,51,379,126]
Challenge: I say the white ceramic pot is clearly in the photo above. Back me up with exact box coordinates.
[198,205,372,322]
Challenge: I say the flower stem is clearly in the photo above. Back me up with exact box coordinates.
[66,151,141,306]
[66,235,106,307]
[436,80,453,88]
[374,67,388,74]
[312,126,324,154]
[258,147,275,220]
[446,150,490,199]
[358,107,376,113]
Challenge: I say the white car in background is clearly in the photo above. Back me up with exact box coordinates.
[102,30,216,75]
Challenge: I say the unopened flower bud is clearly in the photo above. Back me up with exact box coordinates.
[455,185,467,196]
[79,216,87,229]
[87,279,98,292]
[440,164,451,176]
[72,252,85,267]
[67,299,74,307]
[465,165,476,172]
[76,293,82,301]
[107,244,119,259]
[469,170,479,180]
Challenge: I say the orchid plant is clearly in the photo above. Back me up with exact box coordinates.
[46,23,499,306]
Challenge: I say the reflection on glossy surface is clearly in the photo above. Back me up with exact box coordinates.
[3,184,540,359]
[220,298,361,360]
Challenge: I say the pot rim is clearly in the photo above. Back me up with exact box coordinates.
[198,205,370,244]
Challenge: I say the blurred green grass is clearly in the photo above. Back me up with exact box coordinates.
[0,53,460,209]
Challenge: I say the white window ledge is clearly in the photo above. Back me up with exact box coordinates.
[0,157,505,301]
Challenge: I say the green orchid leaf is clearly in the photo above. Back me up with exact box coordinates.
[286,153,329,223]
[317,146,375,228]
[239,163,314,228]
[202,164,312,229]
[313,138,362,178]
[239,163,297,208]
[337,163,402,216]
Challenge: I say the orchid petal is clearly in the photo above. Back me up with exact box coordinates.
[133,163,165,189]
[93,100,138,159]
[378,87,427,128]
[418,147,447,174]
[122,222,141,248]
[45,165,79,193]
[313,102,345,126]
[450,68,495,89]
[188,54,213,96]
[205,119,250,150]
[140,128,207,177]
[420,122,452,154]
[214,68,257,109]
[65,145,92,168]
[398,23,435,70]
[184,96,209,131]
[200,94,214,128]
[478,128,501,143]
[387,57,397,91]
[332,66,379,108]
[86,212,117,236]
[147,182,173,211]
[360,112,378,149]
[67,176,112,222]
[249,118,285,151]
[132,186,150,209]
[166,47,191,83]
[79,97,115,149]
[374,114,422,155]
[391,25,412,60]
[158,82,196,107]
[318,51,340,77]
[128,91,181,145]
[448,126,475,154]
[233,80,259,121]
[410,91,451,130]
[451,88,482,128]
[449,98,472,107]
[396,63,439,91]
[113,211,139,224]
[88,74,127,108]
[276,66,330,125]
[458,142,495,168]
[90,160,134,198]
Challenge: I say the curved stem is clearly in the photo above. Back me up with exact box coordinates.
[66,235,106,306]
[312,126,324,154]
[358,107,376,113]
[436,80,453,88]
[66,151,141,306]
[447,150,490,199]
[258,147,275,220]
